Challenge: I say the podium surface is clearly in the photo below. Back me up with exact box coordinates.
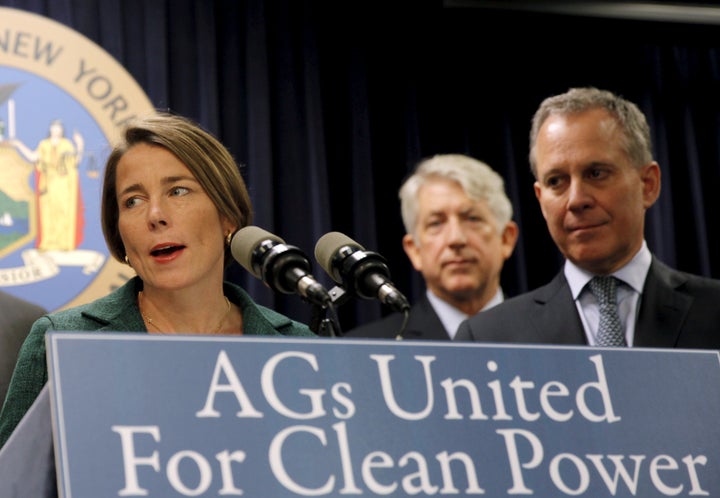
[40,332,720,497]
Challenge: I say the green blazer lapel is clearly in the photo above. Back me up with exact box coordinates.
[79,277,147,332]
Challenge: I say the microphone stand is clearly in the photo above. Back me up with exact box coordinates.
[309,285,350,337]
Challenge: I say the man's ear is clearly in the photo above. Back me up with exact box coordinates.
[500,221,519,260]
[402,233,423,272]
[641,161,661,209]
[533,180,550,222]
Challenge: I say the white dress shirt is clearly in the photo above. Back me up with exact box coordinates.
[565,241,652,346]
[427,287,504,339]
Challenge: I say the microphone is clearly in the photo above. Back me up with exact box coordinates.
[231,226,331,307]
[314,232,410,313]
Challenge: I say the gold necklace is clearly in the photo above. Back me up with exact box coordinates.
[139,291,232,334]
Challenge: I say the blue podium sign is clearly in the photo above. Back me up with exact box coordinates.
[46,332,720,497]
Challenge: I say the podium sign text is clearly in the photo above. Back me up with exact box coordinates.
[46,332,720,497]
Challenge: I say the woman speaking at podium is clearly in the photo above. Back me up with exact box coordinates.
[0,112,315,449]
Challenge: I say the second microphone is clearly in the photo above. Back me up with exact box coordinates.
[314,231,410,313]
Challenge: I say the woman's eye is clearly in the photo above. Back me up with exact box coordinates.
[170,186,190,196]
[124,197,140,208]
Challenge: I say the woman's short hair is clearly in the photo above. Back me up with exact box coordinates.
[101,112,253,265]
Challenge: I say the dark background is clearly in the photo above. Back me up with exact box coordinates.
[4,0,720,333]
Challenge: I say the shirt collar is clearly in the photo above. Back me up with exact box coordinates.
[564,241,652,299]
[426,287,504,338]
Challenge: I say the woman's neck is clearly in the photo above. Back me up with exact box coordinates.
[138,286,240,334]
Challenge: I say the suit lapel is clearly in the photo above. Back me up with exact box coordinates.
[634,258,692,348]
[79,277,147,332]
[532,272,588,344]
[402,296,451,340]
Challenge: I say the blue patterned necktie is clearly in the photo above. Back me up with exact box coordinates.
[588,276,627,347]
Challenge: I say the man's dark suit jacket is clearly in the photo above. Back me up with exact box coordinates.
[455,257,720,349]
[0,291,46,409]
[344,294,451,340]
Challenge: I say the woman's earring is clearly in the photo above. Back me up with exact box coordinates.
[124,255,130,266]
[225,231,233,247]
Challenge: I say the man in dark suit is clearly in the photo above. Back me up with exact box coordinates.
[456,87,720,348]
[0,290,46,408]
[346,154,518,340]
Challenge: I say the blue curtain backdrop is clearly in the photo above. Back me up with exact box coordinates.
[4,0,720,333]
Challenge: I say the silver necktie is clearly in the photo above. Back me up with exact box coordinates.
[588,276,627,347]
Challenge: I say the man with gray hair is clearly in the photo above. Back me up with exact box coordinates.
[346,153,518,339]
[456,87,720,348]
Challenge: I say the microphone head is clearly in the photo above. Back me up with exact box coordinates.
[231,226,285,279]
[314,231,364,283]
[315,231,409,311]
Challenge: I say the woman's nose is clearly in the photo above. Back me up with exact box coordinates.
[147,200,169,229]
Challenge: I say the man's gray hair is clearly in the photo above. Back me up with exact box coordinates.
[529,87,654,177]
[399,154,513,237]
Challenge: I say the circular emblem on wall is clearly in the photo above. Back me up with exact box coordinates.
[0,7,154,311]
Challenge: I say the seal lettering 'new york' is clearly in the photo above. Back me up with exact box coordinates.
[75,58,137,127]
[0,29,63,65]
